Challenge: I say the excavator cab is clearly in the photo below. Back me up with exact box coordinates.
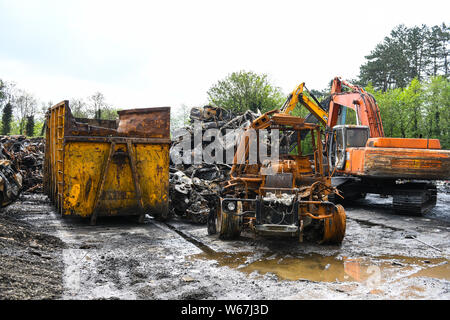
[328,125,370,171]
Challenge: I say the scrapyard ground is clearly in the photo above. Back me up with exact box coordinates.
[0,191,449,300]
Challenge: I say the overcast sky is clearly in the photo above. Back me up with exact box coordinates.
[0,0,448,112]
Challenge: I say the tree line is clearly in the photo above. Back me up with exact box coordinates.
[359,23,449,91]
[70,92,118,120]
[367,76,449,149]
[0,79,119,137]
[2,22,448,148]
[170,70,286,134]
[0,80,44,136]
[172,70,448,152]
[357,23,449,149]
[203,23,449,150]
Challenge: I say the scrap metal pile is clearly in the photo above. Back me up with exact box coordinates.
[0,135,44,206]
[169,106,260,223]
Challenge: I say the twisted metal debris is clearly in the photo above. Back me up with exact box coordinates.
[169,106,260,223]
[0,135,44,206]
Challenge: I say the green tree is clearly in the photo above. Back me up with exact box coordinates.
[368,84,405,137]
[401,78,424,138]
[15,90,37,135]
[423,76,449,148]
[25,115,35,136]
[406,25,430,81]
[88,92,106,119]
[359,25,411,91]
[427,25,444,76]
[86,92,118,120]
[34,120,45,137]
[70,98,89,118]
[1,102,13,135]
[437,23,450,77]
[0,79,5,104]
[100,107,119,120]
[207,70,285,113]
[359,23,449,90]
[366,77,449,149]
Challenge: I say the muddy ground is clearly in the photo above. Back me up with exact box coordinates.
[0,191,449,300]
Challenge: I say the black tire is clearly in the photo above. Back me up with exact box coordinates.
[217,202,242,240]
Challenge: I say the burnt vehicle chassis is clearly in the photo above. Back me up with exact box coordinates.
[207,113,346,244]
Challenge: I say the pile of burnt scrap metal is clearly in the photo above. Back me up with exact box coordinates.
[169,105,260,223]
[0,135,44,206]
[437,180,450,194]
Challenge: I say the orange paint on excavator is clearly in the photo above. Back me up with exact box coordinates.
[323,77,450,214]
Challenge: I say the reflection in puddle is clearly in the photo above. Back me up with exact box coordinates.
[409,262,450,280]
[189,251,449,283]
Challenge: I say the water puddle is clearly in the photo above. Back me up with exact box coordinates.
[408,262,450,280]
[189,251,449,283]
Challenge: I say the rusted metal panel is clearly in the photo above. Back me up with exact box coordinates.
[75,117,118,129]
[271,114,306,126]
[345,149,365,173]
[44,101,170,223]
[344,147,450,179]
[367,137,441,149]
[63,136,171,144]
[117,107,170,138]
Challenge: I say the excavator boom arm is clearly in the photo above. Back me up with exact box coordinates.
[328,77,384,137]
[281,82,328,126]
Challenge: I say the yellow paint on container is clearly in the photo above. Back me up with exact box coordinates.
[43,101,170,224]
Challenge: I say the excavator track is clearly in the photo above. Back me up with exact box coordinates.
[329,178,438,216]
[392,183,437,216]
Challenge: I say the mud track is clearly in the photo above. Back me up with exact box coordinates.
[0,192,449,299]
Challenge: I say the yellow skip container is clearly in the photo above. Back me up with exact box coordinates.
[43,101,170,224]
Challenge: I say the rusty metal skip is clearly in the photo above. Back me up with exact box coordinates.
[43,101,171,225]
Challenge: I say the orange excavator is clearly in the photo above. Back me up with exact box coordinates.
[303,77,450,215]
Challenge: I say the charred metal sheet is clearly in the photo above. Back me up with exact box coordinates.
[361,148,450,180]
[117,107,170,139]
